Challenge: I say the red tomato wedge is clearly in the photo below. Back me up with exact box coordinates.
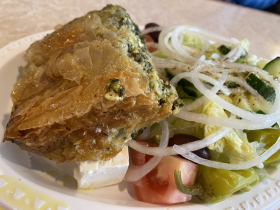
[133,140,199,204]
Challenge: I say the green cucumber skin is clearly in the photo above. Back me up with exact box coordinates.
[178,79,202,98]
[165,68,176,80]
[165,68,202,98]
[245,73,275,102]
[263,57,280,79]
[218,45,231,55]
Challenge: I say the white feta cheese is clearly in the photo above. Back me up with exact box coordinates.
[74,145,129,189]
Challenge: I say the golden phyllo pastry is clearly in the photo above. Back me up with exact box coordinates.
[4,5,182,162]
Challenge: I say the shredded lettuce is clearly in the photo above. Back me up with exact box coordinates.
[166,115,204,139]
[182,35,203,50]
[147,25,280,205]
[151,49,168,59]
[240,39,250,51]
[193,99,257,163]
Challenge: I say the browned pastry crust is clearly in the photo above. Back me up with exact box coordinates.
[4,5,182,162]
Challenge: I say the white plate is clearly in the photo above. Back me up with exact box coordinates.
[1,32,280,210]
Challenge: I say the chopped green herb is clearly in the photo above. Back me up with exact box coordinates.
[119,88,125,97]
[224,82,240,88]
[105,78,125,101]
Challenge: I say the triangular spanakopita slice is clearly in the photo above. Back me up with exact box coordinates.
[4,5,182,162]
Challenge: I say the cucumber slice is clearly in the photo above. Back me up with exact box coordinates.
[204,82,214,87]
[218,45,231,55]
[176,86,189,98]
[165,68,176,80]
[230,92,252,112]
[230,92,270,114]
[184,87,202,98]
[263,57,280,79]
[256,110,266,114]
[249,94,270,114]
[245,73,275,102]
[178,79,202,98]
[165,68,202,98]
[178,78,194,87]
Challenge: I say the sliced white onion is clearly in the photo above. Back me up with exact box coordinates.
[151,55,215,71]
[212,53,220,60]
[136,127,151,140]
[146,42,159,49]
[175,111,270,130]
[124,120,169,182]
[230,45,243,62]
[171,25,232,45]
[152,56,271,112]
[184,97,207,112]
[219,62,280,113]
[127,125,230,156]
[171,25,210,58]
[247,54,258,63]
[141,26,162,35]
[201,67,242,74]
[171,26,191,58]
[173,135,280,170]
[226,76,272,112]
[222,44,243,63]
[184,71,229,111]
[229,88,246,94]
[152,55,194,71]
[170,71,230,95]
[158,25,200,63]
[158,26,180,59]
[190,65,279,126]
[152,56,280,127]
[157,25,243,64]
[223,47,238,61]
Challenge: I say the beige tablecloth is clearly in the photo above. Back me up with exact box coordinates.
[0,0,279,59]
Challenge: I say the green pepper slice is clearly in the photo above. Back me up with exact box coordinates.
[195,165,259,204]
[247,129,280,165]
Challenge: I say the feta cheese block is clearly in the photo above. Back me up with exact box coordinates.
[74,145,129,189]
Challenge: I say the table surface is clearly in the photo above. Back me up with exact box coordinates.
[0,0,279,59]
